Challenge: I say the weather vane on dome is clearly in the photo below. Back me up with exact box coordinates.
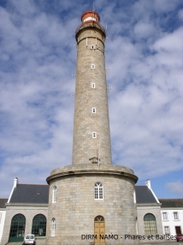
[92,1,95,11]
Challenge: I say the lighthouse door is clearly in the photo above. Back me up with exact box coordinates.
[94,216,105,244]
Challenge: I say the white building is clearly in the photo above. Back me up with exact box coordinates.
[0,198,8,244]
[159,198,183,236]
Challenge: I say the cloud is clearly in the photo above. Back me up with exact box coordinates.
[106,1,183,183]
[178,8,183,20]
[166,180,183,195]
[134,22,155,39]
[153,27,183,53]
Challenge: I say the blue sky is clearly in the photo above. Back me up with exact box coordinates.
[0,0,183,198]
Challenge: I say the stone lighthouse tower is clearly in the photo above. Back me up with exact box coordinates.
[72,10,111,166]
[46,10,138,245]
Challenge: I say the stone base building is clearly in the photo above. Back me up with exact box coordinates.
[46,164,138,245]
[1,178,48,245]
[0,178,168,245]
[135,180,163,237]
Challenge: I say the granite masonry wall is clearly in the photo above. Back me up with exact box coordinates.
[136,205,163,236]
[72,24,112,166]
[1,205,48,245]
[46,165,138,245]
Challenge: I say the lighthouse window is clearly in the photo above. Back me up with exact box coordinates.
[95,182,104,200]
[92,108,96,113]
[91,45,95,49]
[51,218,56,236]
[92,132,97,138]
[91,83,96,88]
[91,64,95,69]
[52,186,57,203]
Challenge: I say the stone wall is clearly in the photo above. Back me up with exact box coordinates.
[136,204,163,237]
[46,165,138,245]
[1,205,48,245]
[72,24,112,166]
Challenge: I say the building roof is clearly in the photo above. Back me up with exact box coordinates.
[159,198,183,208]
[135,186,158,204]
[3,180,182,207]
[8,183,158,204]
[4,181,183,206]
[0,198,8,208]
[9,184,49,204]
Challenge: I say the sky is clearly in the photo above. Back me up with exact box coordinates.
[0,0,183,199]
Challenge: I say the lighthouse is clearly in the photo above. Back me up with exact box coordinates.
[72,10,111,166]
[46,10,138,245]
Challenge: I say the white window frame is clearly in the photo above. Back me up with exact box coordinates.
[51,218,56,236]
[173,212,178,220]
[92,132,97,138]
[52,186,57,203]
[94,182,104,200]
[162,212,168,220]
[164,226,170,235]
[92,107,96,113]
[91,83,96,88]
[91,64,95,69]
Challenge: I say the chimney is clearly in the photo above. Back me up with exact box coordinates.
[13,177,18,188]
[146,179,151,189]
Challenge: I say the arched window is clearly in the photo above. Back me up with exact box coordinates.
[95,182,103,200]
[9,214,25,242]
[94,215,105,222]
[144,213,157,235]
[52,186,57,203]
[91,64,95,69]
[51,218,56,237]
[32,214,46,236]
